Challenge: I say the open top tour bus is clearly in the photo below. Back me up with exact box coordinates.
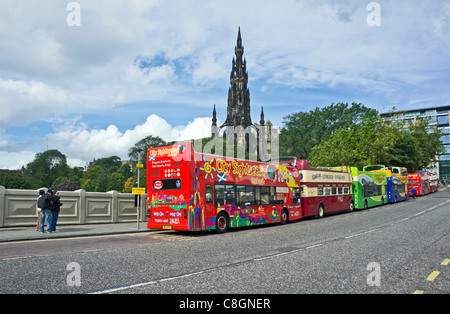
[408,171,431,196]
[386,166,409,203]
[147,142,303,233]
[351,166,387,209]
[364,165,409,203]
[429,172,439,193]
[296,161,353,218]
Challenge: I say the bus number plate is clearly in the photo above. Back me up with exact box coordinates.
[162,225,173,230]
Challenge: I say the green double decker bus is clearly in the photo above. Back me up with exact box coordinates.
[351,167,387,210]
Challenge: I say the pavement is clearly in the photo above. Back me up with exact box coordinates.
[0,221,152,243]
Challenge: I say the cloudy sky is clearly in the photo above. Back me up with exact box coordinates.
[0,0,449,169]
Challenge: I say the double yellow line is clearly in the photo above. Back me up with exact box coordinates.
[413,259,449,294]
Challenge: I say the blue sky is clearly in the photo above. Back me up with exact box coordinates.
[0,0,450,169]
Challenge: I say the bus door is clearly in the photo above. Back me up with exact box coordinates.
[204,184,215,226]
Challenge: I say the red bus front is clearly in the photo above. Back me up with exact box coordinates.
[147,142,195,231]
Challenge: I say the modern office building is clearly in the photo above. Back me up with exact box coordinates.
[380,105,450,180]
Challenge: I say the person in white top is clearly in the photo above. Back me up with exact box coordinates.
[36,189,45,231]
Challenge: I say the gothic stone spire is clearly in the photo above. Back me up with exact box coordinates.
[221,27,252,129]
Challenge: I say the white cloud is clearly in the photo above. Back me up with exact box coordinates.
[0,79,82,128]
[0,151,36,170]
[1,0,450,170]
[0,114,214,169]
[48,114,213,163]
[1,0,448,117]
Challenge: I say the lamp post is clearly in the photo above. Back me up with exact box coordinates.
[137,150,143,230]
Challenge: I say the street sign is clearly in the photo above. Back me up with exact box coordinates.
[136,163,144,168]
[132,188,146,195]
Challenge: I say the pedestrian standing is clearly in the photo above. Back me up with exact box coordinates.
[36,190,45,231]
[40,189,53,233]
[50,191,63,232]
[412,187,417,200]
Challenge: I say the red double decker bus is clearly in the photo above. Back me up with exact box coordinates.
[296,161,353,218]
[147,142,302,233]
[408,172,430,196]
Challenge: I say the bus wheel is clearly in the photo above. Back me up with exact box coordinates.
[215,212,229,234]
[280,209,289,225]
[364,200,368,210]
[317,204,325,219]
[349,201,354,212]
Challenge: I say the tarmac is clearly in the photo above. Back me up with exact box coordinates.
[0,221,152,243]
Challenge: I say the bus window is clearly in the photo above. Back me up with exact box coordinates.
[270,186,276,204]
[255,187,261,205]
[317,187,324,196]
[261,186,270,205]
[224,185,236,205]
[237,186,255,206]
[215,185,225,207]
[236,185,245,205]
[205,185,213,204]
[292,187,300,204]
[273,187,284,205]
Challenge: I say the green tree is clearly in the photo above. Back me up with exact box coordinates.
[127,136,166,191]
[403,117,444,171]
[280,103,376,159]
[80,157,133,192]
[81,178,96,192]
[107,172,125,192]
[0,172,30,189]
[80,165,104,192]
[24,150,69,189]
[95,156,122,171]
[128,135,167,164]
[123,177,134,193]
[309,114,444,173]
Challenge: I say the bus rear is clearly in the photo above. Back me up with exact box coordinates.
[147,143,195,231]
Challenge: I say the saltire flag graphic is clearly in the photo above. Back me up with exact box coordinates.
[218,172,226,183]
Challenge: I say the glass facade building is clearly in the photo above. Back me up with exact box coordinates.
[380,105,450,180]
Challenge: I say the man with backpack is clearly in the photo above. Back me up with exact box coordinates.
[38,189,54,233]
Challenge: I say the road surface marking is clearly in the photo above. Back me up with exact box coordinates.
[345,228,379,239]
[441,259,450,266]
[426,271,440,282]
[91,270,206,294]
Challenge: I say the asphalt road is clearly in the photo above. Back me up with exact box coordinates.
[1,189,449,296]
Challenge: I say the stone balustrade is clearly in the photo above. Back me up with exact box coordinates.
[0,186,145,228]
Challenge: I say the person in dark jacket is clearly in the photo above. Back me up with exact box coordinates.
[40,190,53,233]
[49,190,63,233]
[411,187,417,199]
